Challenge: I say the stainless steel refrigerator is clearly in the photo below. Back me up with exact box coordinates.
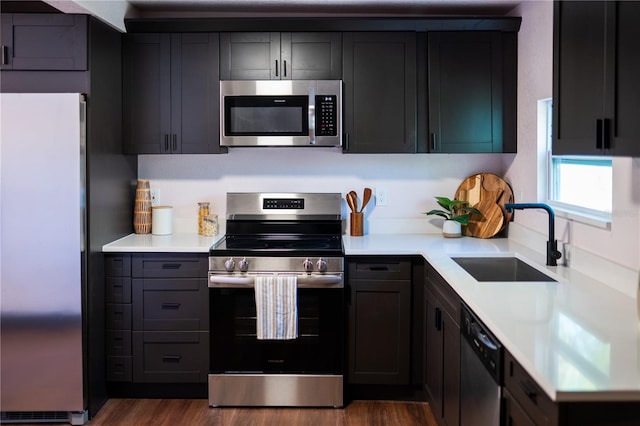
[1,93,88,424]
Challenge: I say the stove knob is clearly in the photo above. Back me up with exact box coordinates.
[224,258,236,272]
[303,258,314,273]
[238,257,249,272]
[316,258,327,273]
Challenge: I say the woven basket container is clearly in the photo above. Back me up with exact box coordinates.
[133,180,152,234]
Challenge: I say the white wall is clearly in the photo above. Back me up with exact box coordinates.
[139,150,505,234]
[505,0,640,272]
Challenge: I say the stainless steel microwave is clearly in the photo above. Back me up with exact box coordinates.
[220,80,342,147]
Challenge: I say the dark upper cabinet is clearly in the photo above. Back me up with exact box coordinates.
[123,33,223,154]
[0,13,87,71]
[424,31,517,153]
[553,1,640,156]
[219,32,342,80]
[343,32,417,153]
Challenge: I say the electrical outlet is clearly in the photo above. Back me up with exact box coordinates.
[150,188,160,206]
[375,188,389,206]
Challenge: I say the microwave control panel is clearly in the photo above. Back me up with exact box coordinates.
[315,95,337,136]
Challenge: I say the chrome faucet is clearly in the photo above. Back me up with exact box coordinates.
[504,203,562,266]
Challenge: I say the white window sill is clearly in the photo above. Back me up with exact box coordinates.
[547,202,611,230]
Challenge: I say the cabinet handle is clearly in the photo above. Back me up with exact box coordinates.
[161,302,181,310]
[603,118,611,149]
[283,60,287,77]
[275,60,279,77]
[162,355,181,363]
[164,134,169,152]
[172,134,177,152]
[344,133,349,151]
[1,46,8,65]
[596,119,603,150]
[519,380,538,403]
[162,263,181,269]
[435,307,442,331]
[431,133,437,151]
[368,265,389,271]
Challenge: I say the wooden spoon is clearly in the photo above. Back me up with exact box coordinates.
[348,191,358,212]
[360,188,372,212]
[346,192,357,213]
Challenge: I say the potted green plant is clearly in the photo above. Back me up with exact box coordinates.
[425,197,482,238]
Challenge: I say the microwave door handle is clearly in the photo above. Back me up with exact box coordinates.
[309,92,316,145]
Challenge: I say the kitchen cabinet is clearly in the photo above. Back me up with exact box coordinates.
[347,257,412,385]
[105,253,209,385]
[0,13,87,70]
[504,349,640,426]
[219,32,342,80]
[105,254,133,382]
[424,31,517,153]
[553,1,640,156]
[342,32,416,153]
[424,262,460,426]
[123,33,223,154]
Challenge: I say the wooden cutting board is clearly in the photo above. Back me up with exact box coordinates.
[455,173,514,238]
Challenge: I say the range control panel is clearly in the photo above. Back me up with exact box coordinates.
[263,198,305,209]
[315,95,337,136]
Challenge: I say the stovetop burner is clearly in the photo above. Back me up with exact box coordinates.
[212,234,343,256]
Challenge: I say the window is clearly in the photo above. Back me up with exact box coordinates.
[542,99,612,220]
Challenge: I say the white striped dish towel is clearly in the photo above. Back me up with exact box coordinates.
[254,275,298,340]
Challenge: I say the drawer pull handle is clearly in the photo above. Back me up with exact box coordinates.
[162,355,181,363]
[1,46,8,65]
[161,302,181,310]
[162,263,181,269]
[368,266,389,271]
[519,380,538,403]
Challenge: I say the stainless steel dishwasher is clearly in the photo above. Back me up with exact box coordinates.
[460,302,503,426]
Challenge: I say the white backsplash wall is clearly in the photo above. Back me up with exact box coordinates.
[138,149,506,235]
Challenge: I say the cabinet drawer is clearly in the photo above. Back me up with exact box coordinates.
[106,277,132,304]
[504,388,536,426]
[105,254,131,277]
[426,264,459,324]
[132,331,209,383]
[132,253,208,278]
[106,303,132,330]
[348,257,411,280]
[106,356,132,382]
[106,330,132,356]
[132,278,208,331]
[504,350,558,426]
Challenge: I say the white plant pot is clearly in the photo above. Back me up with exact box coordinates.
[442,220,462,238]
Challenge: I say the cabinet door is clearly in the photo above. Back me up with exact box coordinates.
[428,31,508,153]
[123,33,172,154]
[348,279,411,384]
[441,307,460,426]
[504,388,536,426]
[1,14,87,70]
[553,1,606,155]
[424,294,444,419]
[175,33,222,154]
[280,32,342,80]
[343,32,416,153]
[219,32,279,80]
[610,1,640,156]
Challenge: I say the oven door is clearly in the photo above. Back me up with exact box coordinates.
[209,286,343,374]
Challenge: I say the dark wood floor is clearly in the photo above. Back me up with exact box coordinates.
[84,399,438,425]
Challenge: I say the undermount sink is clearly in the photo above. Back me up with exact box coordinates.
[451,257,557,282]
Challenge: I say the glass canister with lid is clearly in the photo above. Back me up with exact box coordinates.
[197,202,210,235]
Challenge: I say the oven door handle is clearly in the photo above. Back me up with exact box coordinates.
[209,274,343,288]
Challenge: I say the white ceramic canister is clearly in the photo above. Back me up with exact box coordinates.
[152,206,173,235]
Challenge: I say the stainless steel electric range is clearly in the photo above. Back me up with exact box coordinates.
[208,192,344,408]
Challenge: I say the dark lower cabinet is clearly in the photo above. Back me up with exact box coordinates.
[347,257,412,385]
[123,33,222,154]
[425,31,516,153]
[424,263,460,426]
[553,1,640,156]
[105,253,209,386]
[342,32,417,153]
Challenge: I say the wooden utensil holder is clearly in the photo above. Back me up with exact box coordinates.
[350,212,364,236]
